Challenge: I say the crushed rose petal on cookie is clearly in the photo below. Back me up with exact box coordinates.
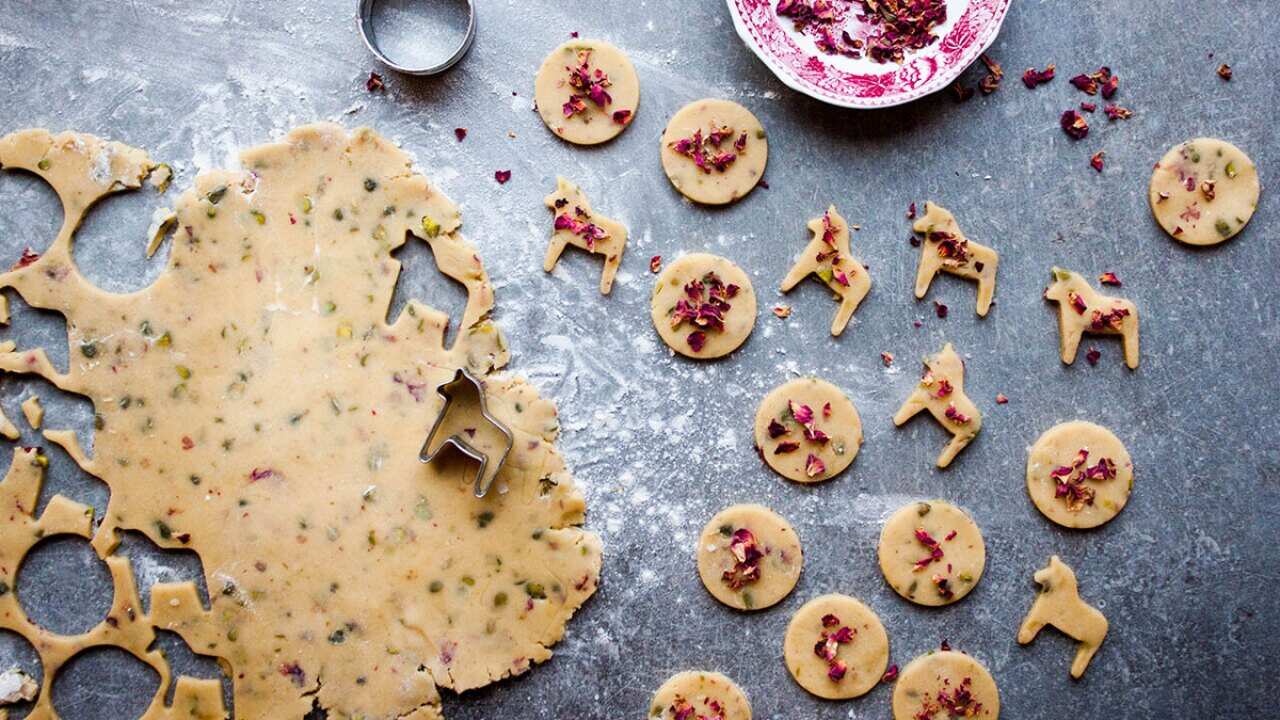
[669,271,740,351]
[553,205,610,251]
[912,527,944,571]
[562,49,613,119]
[935,676,983,716]
[813,614,856,681]
[612,109,633,124]
[805,453,826,478]
[944,404,970,424]
[1050,448,1117,511]
[722,528,764,590]
[669,125,750,174]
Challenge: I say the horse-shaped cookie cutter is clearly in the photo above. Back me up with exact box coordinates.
[419,367,513,498]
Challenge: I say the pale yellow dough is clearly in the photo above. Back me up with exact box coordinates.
[912,202,998,316]
[660,99,767,205]
[780,205,871,335]
[753,377,862,483]
[20,395,43,430]
[534,39,639,145]
[650,253,757,359]
[696,504,802,611]
[878,500,985,607]
[1026,420,1133,529]
[892,650,999,720]
[1149,137,1259,245]
[1044,267,1139,369]
[783,593,889,699]
[648,671,752,720]
[543,176,627,294]
[1018,555,1108,678]
[893,343,982,468]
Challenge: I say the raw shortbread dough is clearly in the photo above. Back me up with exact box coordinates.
[911,202,998,316]
[783,593,889,700]
[650,253,757,359]
[0,124,601,720]
[1018,556,1108,678]
[543,176,627,294]
[878,500,985,607]
[696,504,803,611]
[753,377,862,483]
[1043,267,1139,369]
[892,650,999,720]
[660,99,767,205]
[534,38,639,145]
[893,343,982,468]
[780,205,871,336]
[648,671,752,720]
[1148,137,1259,245]
[1026,421,1133,529]
[20,395,42,429]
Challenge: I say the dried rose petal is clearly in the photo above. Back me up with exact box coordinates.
[12,247,40,270]
[1080,101,1097,113]
[612,109,633,124]
[1021,63,1055,88]
[881,351,894,367]
[1098,272,1121,286]
[774,440,800,454]
[1067,291,1088,314]
[882,664,899,683]
[827,659,848,681]
[1217,63,1232,81]
[1104,104,1133,120]
[687,330,707,352]
[1090,151,1105,173]
[995,393,1008,404]
[1060,110,1090,140]
[366,72,385,92]
[944,404,970,424]
[805,453,826,478]
[1069,73,1098,95]
[1100,73,1119,99]
[649,255,662,273]
[1085,347,1101,366]
[494,169,512,184]
[933,301,948,319]
[773,304,792,319]
[453,128,467,142]
[790,401,814,426]
[821,613,840,628]
[952,81,974,102]
[767,419,789,439]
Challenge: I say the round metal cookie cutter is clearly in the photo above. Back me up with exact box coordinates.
[356,0,477,75]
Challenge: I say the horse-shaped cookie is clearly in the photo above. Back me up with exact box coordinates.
[911,202,998,316]
[893,342,982,468]
[1018,555,1108,678]
[543,177,627,294]
[779,205,871,335]
[1043,267,1139,369]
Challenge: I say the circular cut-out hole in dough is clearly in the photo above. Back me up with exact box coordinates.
[783,593,889,700]
[0,168,63,263]
[52,645,160,720]
[15,535,114,635]
[891,649,999,720]
[1026,420,1133,529]
[650,253,756,359]
[878,500,985,607]
[696,503,802,611]
[659,99,767,205]
[534,39,639,145]
[1149,137,1259,246]
[754,377,862,483]
[648,670,751,720]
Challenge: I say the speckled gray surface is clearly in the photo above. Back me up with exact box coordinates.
[1,0,1278,718]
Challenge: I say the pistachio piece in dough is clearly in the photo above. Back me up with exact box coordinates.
[892,649,1000,720]
[648,671,752,720]
[878,500,985,607]
[784,593,889,699]
[534,39,639,145]
[650,253,757,359]
[543,177,627,294]
[753,377,862,483]
[1018,555,1108,678]
[780,205,871,335]
[911,202,998,316]
[660,99,767,205]
[1026,420,1133,529]
[696,504,802,611]
[1149,137,1259,245]
[893,343,982,468]
[1043,268,1139,369]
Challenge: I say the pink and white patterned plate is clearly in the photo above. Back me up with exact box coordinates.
[726,0,1011,109]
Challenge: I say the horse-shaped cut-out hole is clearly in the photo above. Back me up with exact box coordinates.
[779,205,871,336]
[419,368,513,498]
[1017,555,1108,678]
[1043,267,1139,369]
[893,342,982,468]
[911,202,998,317]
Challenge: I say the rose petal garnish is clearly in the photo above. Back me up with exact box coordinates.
[827,659,848,681]
[1067,291,1088,314]
[1080,101,1097,112]
[881,351,894,367]
[494,169,512,184]
[774,440,800,454]
[995,393,1009,404]
[366,72,385,92]
[767,419,789,439]
[1090,151,1105,173]
[687,330,706,352]
[453,128,467,142]
[805,453,826,478]
[822,402,832,418]
[789,401,814,426]
[944,404,970,424]
[1060,109,1090,139]
[721,528,763,589]
[612,109,632,124]
[1217,63,1232,81]
[1103,103,1133,121]
[934,301,948,319]
[1098,272,1121,286]
[1021,64,1055,88]
[773,304,792,319]
[1085,347,1101,366]
[881,664,899,683]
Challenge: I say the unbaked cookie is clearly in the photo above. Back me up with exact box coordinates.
[878,500,985,607]
[780,205,871,336]
[911,202,998,316]
[534,39,639,145]
[892,649,999,720]
[543,176,627,294]
[1026,421,1133,529]
[1149,137,1259,245]
[660,99,767,205]
[1017,555,1108,678]
[784,593,889,699]
[1043,268,1139,369]
[753,377,862,483]
[651,253,757,359]
[648,671,752,720]
[893,343,982,468]
[697,504,803,611]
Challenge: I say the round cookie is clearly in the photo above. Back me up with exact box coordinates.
[1149,137,1259,245]
[892,650,999,720]
[660,99,767,205]
[696,504,802,611]
[1026,420,1134,529]
[878,500,985,607]
[783,594,889,700]
[648,671,751,720]
[534,39,639,145]
[650,253,757,359]
[753,377,863,483]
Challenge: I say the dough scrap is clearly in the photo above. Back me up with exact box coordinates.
[534,39,639,145]
[0,124,601,720]
[753,377,862,483]
[1149,137,1259,245]
[660,99,767,205]
[1017,556,1108,678]
[650,253,757,359]
[1043,267,1139,369]
[696,504,802,611]
[783,593,888,699]
[892,649,999,720]
[1026,420,1133,529]
[0,667,39,704]
[878,500,985,607]
[648,671,751,720]
[542,177,627,294]
[893,343,982,468]
[780,205,871,335]
[911,202,998,316]
[20,395,42,430]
